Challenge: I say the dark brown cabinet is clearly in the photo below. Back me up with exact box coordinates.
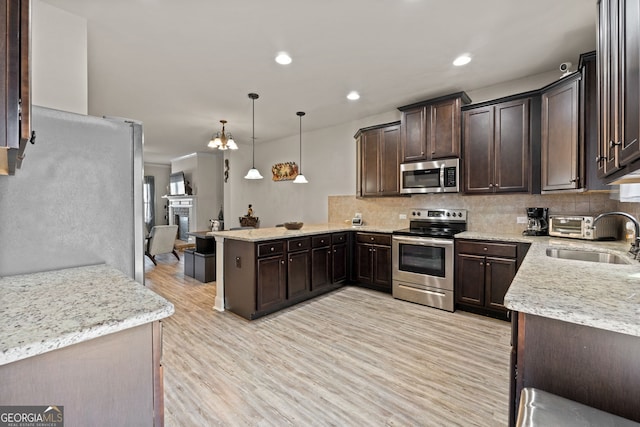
[597,0,640,181]
[463,97,534,194]
[355,122,401,197]
[355,232,392,293]
[287,237,311,300]
[398,92,471,163]
[541,73,581,191]
[455,239,529,319]
[256,241,287,312]
[1,0,31,175]
[224,233,347,320]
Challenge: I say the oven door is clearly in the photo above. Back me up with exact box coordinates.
[392,235,454,290]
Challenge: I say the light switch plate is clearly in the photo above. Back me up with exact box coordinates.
[399,214,407,219]
[517,216,528,224]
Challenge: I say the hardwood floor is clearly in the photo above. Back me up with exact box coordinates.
[145,254,511,426]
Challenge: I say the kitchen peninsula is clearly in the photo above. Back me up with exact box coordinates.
[0,264,174,426]
[458,231,640,425]
[209,223,396,319]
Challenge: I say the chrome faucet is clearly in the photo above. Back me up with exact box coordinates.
[592,211,640,258]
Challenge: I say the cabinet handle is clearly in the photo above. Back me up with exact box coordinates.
[480,262,484,266]
[373,249,376,252]
[489,183,494,188]
[327,250,331,254]
[483,247,488,251]
[486,262,491,266]
[421,151,424,155]
[270,247,275,252]
[569,177,579,183]
[610,140,621,148]
[595,155,607,163]
[289,258,292,262]
[321,239,325,243]
[370,237,375,241]
[298,242,302,247]
[369,248,372,252]
[334,249,337,253]
[281,260,285,264]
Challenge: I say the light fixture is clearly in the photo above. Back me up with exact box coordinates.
[293,111,308,184]
[453,54,472,66]
[275,52,292,65]
[244,93,263,180]
[347,91,360,101]
[208,120,238,150]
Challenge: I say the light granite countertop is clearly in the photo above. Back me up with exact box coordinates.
[207,223,397,242]
[0,264,174,366]
[457,231,640,337]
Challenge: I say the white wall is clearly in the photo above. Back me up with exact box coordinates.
[225,68,576,228]
[143,163,170,225]
[32,0,88,114]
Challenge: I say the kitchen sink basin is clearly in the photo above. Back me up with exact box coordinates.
[545,248,631,264]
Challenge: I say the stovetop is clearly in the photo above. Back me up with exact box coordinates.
[393,208,467,239]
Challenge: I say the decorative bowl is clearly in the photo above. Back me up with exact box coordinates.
[283,222,304,230]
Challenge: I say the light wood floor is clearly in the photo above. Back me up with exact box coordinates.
[145,253,512,426]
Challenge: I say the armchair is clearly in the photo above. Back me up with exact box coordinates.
[145,225,180,265]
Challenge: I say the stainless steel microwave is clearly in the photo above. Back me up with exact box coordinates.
[400,158,460,194]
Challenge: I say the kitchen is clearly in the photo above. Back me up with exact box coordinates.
[3,0,640,426]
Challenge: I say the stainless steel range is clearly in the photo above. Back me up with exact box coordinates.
[392,208,467,312]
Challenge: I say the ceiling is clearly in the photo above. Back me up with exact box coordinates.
[41,0,597,164]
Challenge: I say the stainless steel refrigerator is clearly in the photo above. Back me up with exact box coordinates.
[0,106,145,282]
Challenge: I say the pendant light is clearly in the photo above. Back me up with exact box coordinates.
[244,93,263,180]
[293,111,308,184]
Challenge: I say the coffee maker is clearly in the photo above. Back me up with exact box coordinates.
[522,207,549,236]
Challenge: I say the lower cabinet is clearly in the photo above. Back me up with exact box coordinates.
[224,233,349,320]
[355,232,392,293]
[455,239,530,319]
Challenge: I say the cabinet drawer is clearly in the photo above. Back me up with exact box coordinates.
[356,233,391,246]
[257,241,285,257]
[332,232,348,244]
[312,234,331,248]
[457,240,517,258]
[287,237,310,252]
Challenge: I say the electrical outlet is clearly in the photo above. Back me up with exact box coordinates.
[399,214,407,220]
[516,216,528,224]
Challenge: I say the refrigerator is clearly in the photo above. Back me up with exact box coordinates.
[0,106,145,283]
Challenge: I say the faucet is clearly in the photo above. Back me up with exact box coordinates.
[592,211,640,258]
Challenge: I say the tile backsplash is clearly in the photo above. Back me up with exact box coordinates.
[328,192,634,235]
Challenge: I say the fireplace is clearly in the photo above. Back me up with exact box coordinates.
[166,195,196,242]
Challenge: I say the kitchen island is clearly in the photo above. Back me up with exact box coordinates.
[457,232,640,425]
[207,223,396,319]
[0,264,174,426]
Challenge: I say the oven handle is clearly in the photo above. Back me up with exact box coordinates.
[398,284,446,297]
[392,236,454,247]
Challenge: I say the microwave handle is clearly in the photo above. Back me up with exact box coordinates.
[440,163,445,186]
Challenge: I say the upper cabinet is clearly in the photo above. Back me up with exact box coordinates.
[597,0,640,181]
[1,0,31,175]
[463,96,539,194]
[398,92,471,163]
[355,122,401,197]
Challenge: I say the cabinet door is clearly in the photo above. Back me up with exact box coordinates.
[2,0,21,151]
[311,246,331,291]
[485,256,517,311]
[619,0,640,166]
[332,243,348,283]
[495,98,530,193]
[256,255,286,311]
[372,244,392,290]
[541,78,580,191]
[361,129,380,196]
[401,107,426,162]
[456,254,485,306]
[464,107,494,193]
[379,125,400,195]
[288,251,310,299]
[355,243,373,284]
[430,98,461,159]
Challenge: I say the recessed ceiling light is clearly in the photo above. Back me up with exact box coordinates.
[453,54,472,66]
[275,52,292,65]
[347,91,360,101]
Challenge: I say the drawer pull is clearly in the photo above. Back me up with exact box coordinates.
[298,242,302,247]
[270,247,275,252]
[483,247,488,251]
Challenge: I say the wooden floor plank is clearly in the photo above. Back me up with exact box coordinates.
[145,254,511,426]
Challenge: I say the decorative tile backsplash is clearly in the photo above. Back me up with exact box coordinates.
[328,192,628,235]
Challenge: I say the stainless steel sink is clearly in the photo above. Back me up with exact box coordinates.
[545,248,631,264]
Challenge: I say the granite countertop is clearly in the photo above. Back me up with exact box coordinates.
[207,223,398,242]
[0,264,174,366]
[457,231,640,337]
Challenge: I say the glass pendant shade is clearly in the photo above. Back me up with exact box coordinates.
[292,174,308,184]
[244,168,263,180]
[245,93,263,180]
[208,121,237,150]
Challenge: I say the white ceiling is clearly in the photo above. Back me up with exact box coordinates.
[42,0,597,164]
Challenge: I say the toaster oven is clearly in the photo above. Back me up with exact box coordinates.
[548,214,618,240]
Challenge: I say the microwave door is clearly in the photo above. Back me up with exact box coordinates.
[402,168,441,193]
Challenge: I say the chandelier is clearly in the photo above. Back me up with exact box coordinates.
[208,120,238,150]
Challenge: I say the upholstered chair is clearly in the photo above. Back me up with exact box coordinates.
[145,225,180,265]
